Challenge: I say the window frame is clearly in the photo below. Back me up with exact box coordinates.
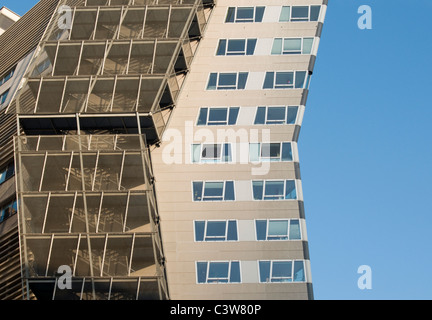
[252,180,298,201]
[225,6,265,23]
[258,260,306,283]
[279,5,321,22]
[255,219,302,241]
[196,107,240,126]
[192,143,233,163]
[194,220,239,242]
[216,38,258,56]
[0,199,18,224]
[272,37,314,55]
[0,89,10,106]
[0,66,16,86]
[249,142,293,162]
[263,71,309,90]
[196,261,242,284]
[207,72,249,90]
[193,180,236,202]
[254,106,300,125]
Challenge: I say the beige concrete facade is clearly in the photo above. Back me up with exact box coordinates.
[151,0,327,300]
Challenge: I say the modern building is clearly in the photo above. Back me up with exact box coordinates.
[0,7,20,36]
[0,0,327,300]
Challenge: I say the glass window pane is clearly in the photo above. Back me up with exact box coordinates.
[223,144,232,162]
[217,39,227,55]
[207,73,217,90]
[286,106,299,124]
[192,144,201,163]
[295,71,307,89]
[256,220,267,240]
[271,38,283,55]
[202,144,221,160]
[218,73,237,89]
[255,7,265,22]
[310,6,321,21]
[291,6,309,20]
[252,181,264,200]
[206,221,227,238]
[268,220,289,239]
[209,108,228,124]
[263,72,274,89]
[204,182,224,199]
[249,143,260,162]
[279,6,290,22]
[0,171,6,184]
[224,181,235,201]
[294,261,305,281]
[272,261,292,281]
[267,107,286,124]
[284,39,302,53]
[282,143,293,161]
[195,221,205,241]
[230,262,241,283]
[246,39,257,55]
[227,39,246,55]
[228,107,240,125]
[254,107,266,124]
[197,108,208,125]
[225,7,235,23]
[259,261,271,282]
[193,181,203,201]
[302,38,314,54]
[285,180,297,200]
[197,262,208,283]
[275,72,294,88]
[261,143,281,160]
[236,7,254,22]
[227,221,238,241]
[289,220,301,240]
[265,181,284,200]
[237,72,248,89]
[208,262,229,282]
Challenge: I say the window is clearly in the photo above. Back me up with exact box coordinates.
[254,106,299,125]
[217,39,257,56]
[259,260,305,283]
[0,89,9,105]
[192,143,232,163]
[0,163,15,185]
[256,219,301,241]
[279,6,321,22]
[0,66,15,86]
[193,181,235,201]
[197,107,240,126]
[0,199,18,224]
[197,261,241,284]
[207,72,248,90]
[271,38,314,55]
[225,7,265,23]
[195,220,238,242]
[263,71,309,89]
[32,58,51,77]
[252,180,297,200]
[249,142,293,162]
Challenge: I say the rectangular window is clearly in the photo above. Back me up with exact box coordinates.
[195,220,238,242]
[192,143,232,163]
[197,261,241,284]
[263,71,308,89]
[256,219,301,241]
[207,72,248,90]
[226,7,265,23]
[193,181,235,202]
[259,260,305,283]
[271,38,314,55]
[249,142,293,162]
[216,39,258,56]
[0,199,18,224]
[197,107,240,126]
[254,106,299,125]
[252,180,297,200]
[279,6,321,22]
[0,89,10,105]
[0,66,16,86]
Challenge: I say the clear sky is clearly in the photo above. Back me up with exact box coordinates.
[1,0,431,300]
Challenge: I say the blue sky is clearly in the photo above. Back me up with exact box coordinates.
[2,0,431,300]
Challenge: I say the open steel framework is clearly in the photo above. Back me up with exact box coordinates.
[8,0,215,300]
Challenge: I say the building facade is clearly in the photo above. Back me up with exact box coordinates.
[0,0,327,300]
